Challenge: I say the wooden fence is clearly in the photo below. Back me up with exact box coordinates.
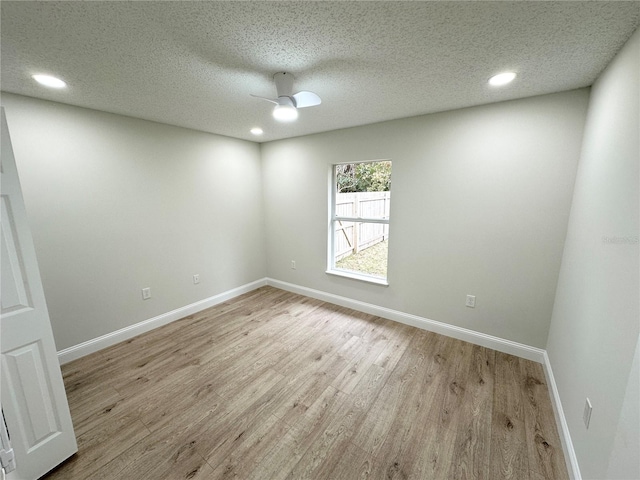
[335,191,390,261]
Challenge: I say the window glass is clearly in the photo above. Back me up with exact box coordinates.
[329,161,391,282]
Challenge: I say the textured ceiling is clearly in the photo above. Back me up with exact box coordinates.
[1,1,639,143]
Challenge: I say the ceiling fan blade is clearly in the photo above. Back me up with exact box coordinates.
[293,91,321,108]
[250,94,278,105]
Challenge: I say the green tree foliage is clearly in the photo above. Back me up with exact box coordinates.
[336,161,391,193]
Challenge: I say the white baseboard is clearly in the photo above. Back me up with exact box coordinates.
[266,278,546,363]
[57,278,267,364]
[543,352,582,480]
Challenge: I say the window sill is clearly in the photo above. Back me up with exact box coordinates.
[325,269,389,286]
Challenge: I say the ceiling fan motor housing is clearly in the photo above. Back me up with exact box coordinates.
[274,72,295,98]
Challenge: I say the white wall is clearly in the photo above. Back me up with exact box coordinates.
[546,28,640,480]
[0,93,266,351]
[262,90,590,348]
[606,336,640,480]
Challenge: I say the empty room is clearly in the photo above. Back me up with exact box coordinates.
[0,2,638,480]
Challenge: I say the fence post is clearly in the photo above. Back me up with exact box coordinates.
[384,192,389,240]
[353,194,359,254]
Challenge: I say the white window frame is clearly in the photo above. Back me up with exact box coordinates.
[326,160,391,286]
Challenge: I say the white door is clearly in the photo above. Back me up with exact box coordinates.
[0,108,77,479]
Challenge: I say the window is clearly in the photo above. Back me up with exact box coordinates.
[328,160,391,285]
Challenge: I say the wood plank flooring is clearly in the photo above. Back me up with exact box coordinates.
[43,286,569,480]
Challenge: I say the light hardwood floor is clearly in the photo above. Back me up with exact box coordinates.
[44,286,569,480]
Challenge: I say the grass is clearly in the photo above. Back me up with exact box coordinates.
[335,240,388,277]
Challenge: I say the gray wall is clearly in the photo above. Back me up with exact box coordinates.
[547,28,639,480]
[262,90,590,348]
[1,93,266,350]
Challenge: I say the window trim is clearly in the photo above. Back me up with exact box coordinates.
[327,160,391,285]
[325,268,389,286]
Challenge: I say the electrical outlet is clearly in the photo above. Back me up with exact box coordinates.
[142,287,151,300]
[465,295,476,308]
[583,398,593,429]
[193,274,200,284]
[291,260,296,270]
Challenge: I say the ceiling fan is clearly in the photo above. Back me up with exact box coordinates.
[251,72,321,122]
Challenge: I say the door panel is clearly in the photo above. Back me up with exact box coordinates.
[1,107,77,479]
[3,341,59,448]
[1,195,33,314]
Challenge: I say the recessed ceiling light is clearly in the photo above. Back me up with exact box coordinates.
[489,72,516,87]
[32,74,67,89]
[250,127,264,136]
[273,104,298,122]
